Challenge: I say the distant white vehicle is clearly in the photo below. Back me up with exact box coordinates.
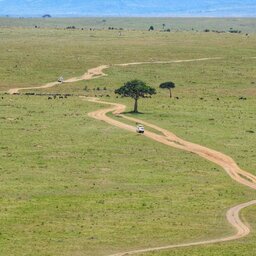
[136,124,145,134]
[58,76,64,83]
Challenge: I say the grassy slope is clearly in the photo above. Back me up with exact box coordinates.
[143,209,256,256]
[0,95,255,256]
[1,28,255,92]
[56,59,256,175]
[144,203,256,255]
[0,26,256,255]
[107,57,256,175]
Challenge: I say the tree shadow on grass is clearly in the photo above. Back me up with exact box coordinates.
[122,111,145,115]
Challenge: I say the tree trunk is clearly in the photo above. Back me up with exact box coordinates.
[134,98,138,113]
[169,89,172,98]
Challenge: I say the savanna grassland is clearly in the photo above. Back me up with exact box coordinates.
[0,19,256,256]
[1,17,256,33]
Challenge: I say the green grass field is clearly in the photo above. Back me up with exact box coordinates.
[0,21,256,255]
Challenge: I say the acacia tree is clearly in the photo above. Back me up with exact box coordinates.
[149,25,154,31]
[115,79,156,113]
[159,81,176,98]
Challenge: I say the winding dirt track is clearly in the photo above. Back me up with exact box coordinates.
[8,65,110,94]
[86,98,256,256]
[8,57,221,95]
[8,58,256,255]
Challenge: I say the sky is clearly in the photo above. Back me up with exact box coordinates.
[0,0,255,17]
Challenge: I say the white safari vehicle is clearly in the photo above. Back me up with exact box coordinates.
[58,76,64,83]
[136,124,145,134]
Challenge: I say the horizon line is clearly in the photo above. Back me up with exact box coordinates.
[1,15,256,18]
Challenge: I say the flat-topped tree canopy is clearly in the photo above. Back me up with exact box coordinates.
[115,79,156,113]
[159,81,176,98]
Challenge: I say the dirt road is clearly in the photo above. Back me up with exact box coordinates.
[115,57,221,67]
[106,201,256,256]
[7,65,110,95]
[8,57,256,255]
[8,58,220,95]
[85,98,256,256]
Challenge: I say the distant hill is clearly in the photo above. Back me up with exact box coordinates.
[0,0,255,17]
